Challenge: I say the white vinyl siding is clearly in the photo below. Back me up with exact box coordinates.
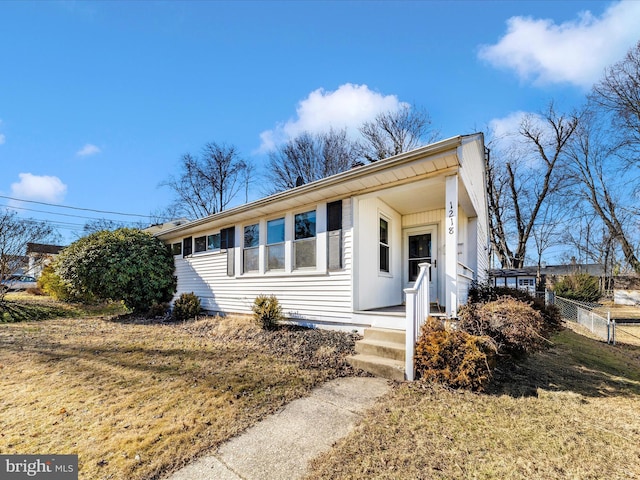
[171,199,355,325]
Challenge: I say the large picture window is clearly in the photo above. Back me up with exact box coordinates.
[243,224,259,273]
[380,218,390,273]
[266,217,285,271]
[294,210,316,269]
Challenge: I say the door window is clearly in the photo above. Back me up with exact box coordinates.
[408,233,431,282]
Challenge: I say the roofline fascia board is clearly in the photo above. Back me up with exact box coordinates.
[157,134,478,239]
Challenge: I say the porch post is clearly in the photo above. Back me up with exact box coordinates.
[445,174,458,317]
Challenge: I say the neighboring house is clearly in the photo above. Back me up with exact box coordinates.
[490,261,606,295]
[490,268,537,294]
[26,243,65,278]
[156,134,490,380]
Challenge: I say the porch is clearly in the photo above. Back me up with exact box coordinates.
[348,262,473,381]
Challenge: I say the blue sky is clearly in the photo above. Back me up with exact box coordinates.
[1,0,639,250]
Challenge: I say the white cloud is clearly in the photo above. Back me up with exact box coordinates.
[0,134,5,145]
[76,143,101,156]
[479,0,640,88]
[11,173,67,203]
[489,111,530,141]
[258,83,406,152]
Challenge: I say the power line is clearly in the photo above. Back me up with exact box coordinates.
[0,203,130,221]
[0,195,165,219]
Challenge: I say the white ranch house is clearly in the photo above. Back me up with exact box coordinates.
[156,134,490,380]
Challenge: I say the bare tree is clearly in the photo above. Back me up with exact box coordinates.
[0,210,55,302]
[530,197,570,283]
[358,104,439,162]
[265,128,357,194]
[242,159,256,204]
[591,40,640,155]
[162,143,247,219]
[566,109,640,274]
[487,104,579,268]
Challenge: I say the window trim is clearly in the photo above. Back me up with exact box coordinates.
[243,223,260,273]
[266,216,285,271]
[379,215,390,274]
[293,209,317,270]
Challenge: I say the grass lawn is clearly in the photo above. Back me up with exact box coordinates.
[0,295,361,480]
[306,324,640,480]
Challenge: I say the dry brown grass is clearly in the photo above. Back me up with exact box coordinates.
[0,312,358,480]
[306,326,640,480]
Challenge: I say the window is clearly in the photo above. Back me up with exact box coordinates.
[243,223,259,273]
[208,233,221,251]
[294,210,316,269]
[379,218,389,273]
[194,236,206,253]
[327,200,343,270]
[171,242,182,256]
[266,217,285,271]
[183,237,192,256]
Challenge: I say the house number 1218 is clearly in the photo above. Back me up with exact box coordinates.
[448,201,455,235]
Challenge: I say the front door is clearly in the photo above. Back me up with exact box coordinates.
[404,226,437,303]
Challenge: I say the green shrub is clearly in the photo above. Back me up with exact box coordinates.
[553,273,601,302]
[148,302,171,318]
[171,293,201,321]
[252,294,283,330]
[458,296,546,358]
[55,228,176,312]
[38,264,93,303]
[415,317,496,391]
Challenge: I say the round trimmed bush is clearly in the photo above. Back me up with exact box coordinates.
[55,228,176,312]
[172,293,201,321]
[252,294,283,330]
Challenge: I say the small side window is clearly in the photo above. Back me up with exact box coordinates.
[379,218,389,273]
[208,233,221,251]
[243,224,260,273]
[171,242,182,256]
[194,236,206,253]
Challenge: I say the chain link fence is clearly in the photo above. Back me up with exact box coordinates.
[549,293,616,344]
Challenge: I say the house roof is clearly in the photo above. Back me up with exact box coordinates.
[26,243,65,255]
[490,263,605,277]
[156,133,484,241]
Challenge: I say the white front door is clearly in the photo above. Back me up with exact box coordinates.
[404,225,438,303]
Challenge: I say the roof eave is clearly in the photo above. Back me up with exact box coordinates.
[156,134,475,240]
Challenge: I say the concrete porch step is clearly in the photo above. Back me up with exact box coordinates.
[362,327,406,344]
[355,339,405,361]
[346,354,405,382]
[347,327,407,381]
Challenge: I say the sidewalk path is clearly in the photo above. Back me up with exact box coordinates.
[165,376,390,480]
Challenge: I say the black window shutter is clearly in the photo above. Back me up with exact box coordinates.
[183,237,193,257]
[327,200,342,231]
[220,226,235,250]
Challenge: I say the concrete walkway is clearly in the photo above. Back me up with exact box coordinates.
[165,376,390,480]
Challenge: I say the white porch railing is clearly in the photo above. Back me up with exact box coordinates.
[457,261,475,307]
[404,262,431,381]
